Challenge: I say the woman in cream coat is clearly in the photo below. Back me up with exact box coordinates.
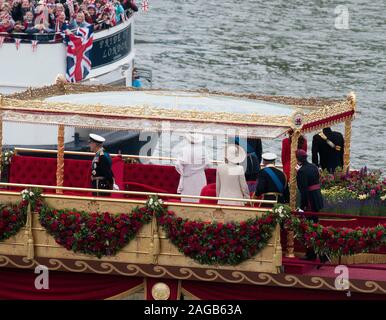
[216,144,250,206]
[175,133,209,203]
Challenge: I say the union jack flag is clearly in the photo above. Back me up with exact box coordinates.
[142,0,149,12]
[66,25,94,83]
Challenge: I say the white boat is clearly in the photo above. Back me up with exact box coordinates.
[0,15,136,146]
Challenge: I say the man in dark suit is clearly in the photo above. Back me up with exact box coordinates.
[255,152,289,204]
[297,149,324,213]
[235,137,262,181]
[312,127,344,173]
[296,149,327,263]
[89,134,114,196]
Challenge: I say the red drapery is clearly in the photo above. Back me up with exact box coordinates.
[0,268,143,300]
[181,281,386,300]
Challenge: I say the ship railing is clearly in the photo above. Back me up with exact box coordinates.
[0,10,134,44]
[13,147,285,168]
[0,182,276,211]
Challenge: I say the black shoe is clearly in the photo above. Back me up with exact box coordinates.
[299,249,317,261]
[316,254,329,269]
[299,254,317,261]
[319,254,329,264]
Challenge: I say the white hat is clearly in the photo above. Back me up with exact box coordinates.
[89,133,105,143]
[262,152,277,161]
[225,144,246,164]
[184,133,204,144]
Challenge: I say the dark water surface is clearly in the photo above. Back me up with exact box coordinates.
[134,0,386,170]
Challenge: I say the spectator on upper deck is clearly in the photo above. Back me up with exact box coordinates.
[0,14,14,32]
[121,0,138,15]
[11,0,23,22]
[53,11,69,34]
[113,0,125,23]
[23,10,35,31]
[99,11,113,29]
[85,4,98,24]
[69,11,89,29]
[13,19,25,32]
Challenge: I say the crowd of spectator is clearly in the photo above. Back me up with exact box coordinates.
[0,0,138,38]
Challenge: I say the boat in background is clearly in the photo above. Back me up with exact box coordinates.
[0,12,136,146]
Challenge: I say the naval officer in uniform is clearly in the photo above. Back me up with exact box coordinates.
[255,152,289,204]
[296,149,328,263]
[89,134,114,196]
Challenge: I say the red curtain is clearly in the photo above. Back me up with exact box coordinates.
[181,281,386,300]
[0,268,143,300]
[145,278,180,300]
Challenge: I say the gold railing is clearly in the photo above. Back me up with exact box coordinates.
[13,147,223,164]
[13,147,285,168]
[0,182,276,212]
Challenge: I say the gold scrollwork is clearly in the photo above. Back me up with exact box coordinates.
[0,255,385,294]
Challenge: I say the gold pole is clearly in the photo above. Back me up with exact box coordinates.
[0,110,3,181]
[24,203,35,260]
[289,130,300,210]
[56,125,65,194]
[286,129,300,258]
[343,118,352,173]
[343,92,355,173]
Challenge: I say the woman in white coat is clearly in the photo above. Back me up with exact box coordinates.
[216,144,250,206]
[175,133,209,203]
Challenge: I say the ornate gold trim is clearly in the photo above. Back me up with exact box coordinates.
[301,97,355,133]
[105,283,144,300]
[1,97,291,127]
[180,288,200,300]
[1,84,349,130]
[56,125,65,193]
[6,83,340,107]
[0,255,385,295]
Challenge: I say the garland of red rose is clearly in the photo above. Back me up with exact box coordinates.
[38,203,153,258]
[0,200,28,241]
[28,191,386,262]
[287,215,386,257]
[154,207,282,265]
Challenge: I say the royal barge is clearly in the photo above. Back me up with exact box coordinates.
[0,84,385,300]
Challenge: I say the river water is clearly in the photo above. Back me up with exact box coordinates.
[134,0,385,170]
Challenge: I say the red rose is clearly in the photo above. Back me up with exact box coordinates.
[51,221,59,231]
[10,215,17,222]
[376,230,383,240]
[337,238,345,245]
[2,210,9,218]
[359,241,366,248]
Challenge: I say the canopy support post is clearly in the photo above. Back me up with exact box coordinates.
[0,95,3,181]
[343,118,352,173]
[286,129,300,258]
[343,92,356,173]
[56,125,65,194]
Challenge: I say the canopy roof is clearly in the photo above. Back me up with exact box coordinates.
[0,83,356,139]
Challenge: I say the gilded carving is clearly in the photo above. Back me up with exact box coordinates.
[151,282,171,300]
